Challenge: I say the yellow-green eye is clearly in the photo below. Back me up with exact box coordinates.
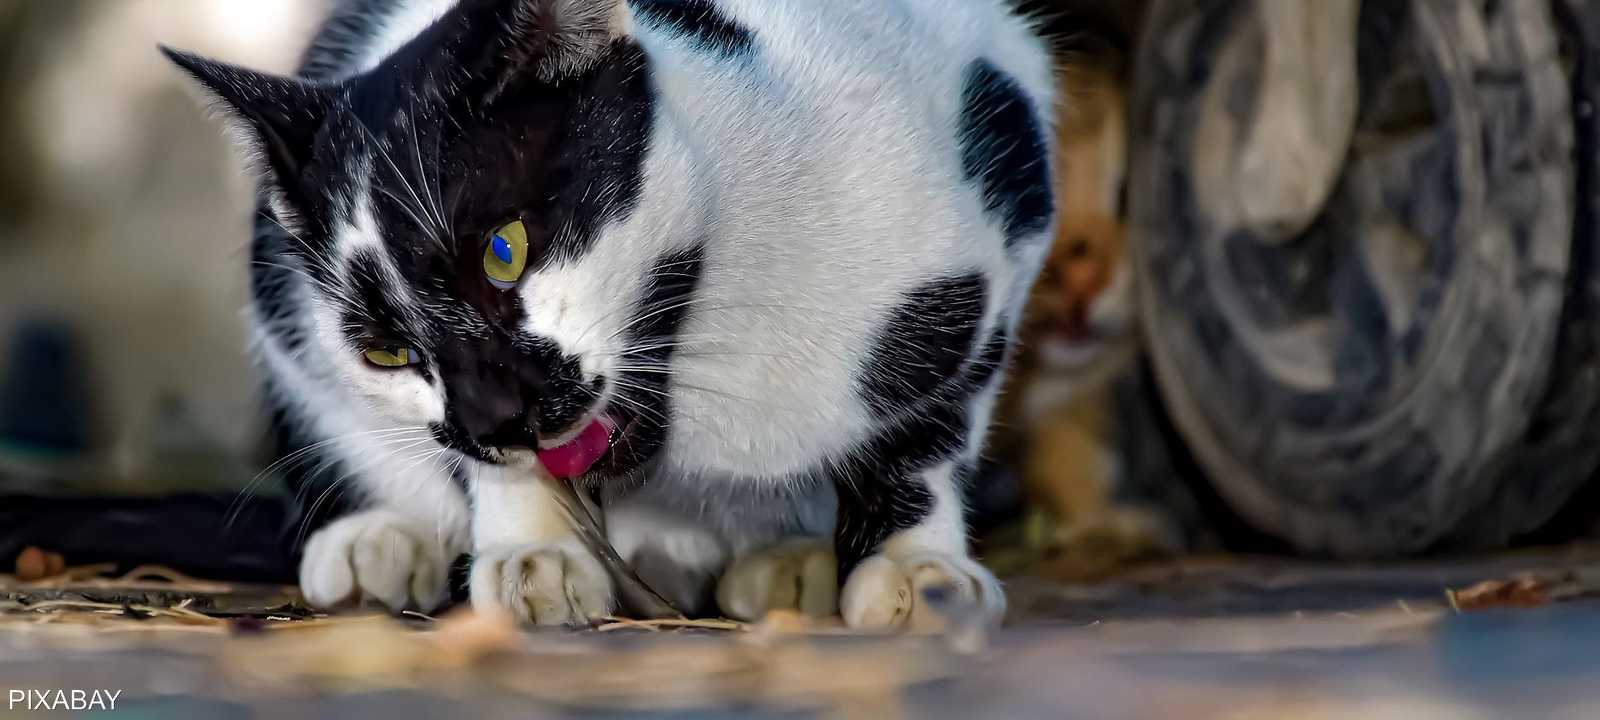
[363,347,417,368]
[484,219,529,290]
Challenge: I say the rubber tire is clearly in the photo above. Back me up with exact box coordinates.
[1454,0,1600,547]
[1130,0,1575,556]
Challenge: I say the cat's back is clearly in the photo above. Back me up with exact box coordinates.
[631,0,1056,292]
[635,0,1056,239]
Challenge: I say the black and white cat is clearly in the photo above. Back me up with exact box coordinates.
[164,0,1055,628]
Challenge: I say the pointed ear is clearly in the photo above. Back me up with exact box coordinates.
[161,46,332,216]
[450,0,621,102]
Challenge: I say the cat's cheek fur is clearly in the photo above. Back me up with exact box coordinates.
[517,257,635,385]
[347,364,446,425]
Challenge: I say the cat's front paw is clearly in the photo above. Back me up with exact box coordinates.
[840,551,1005,631]
[716,538,838,621]
[469,541,614,626]
[299,510,451,612]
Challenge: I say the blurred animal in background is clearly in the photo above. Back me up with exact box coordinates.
[995,40,1177,581]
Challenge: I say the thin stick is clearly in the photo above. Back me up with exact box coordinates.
[593,617,749,633]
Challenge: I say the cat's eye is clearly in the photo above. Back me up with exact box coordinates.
[363,347,419,369]
[483,219,529,290]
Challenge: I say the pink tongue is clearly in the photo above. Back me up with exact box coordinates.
[535,419,611,479]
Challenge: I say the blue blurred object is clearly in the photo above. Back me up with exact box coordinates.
[0,317,93,460]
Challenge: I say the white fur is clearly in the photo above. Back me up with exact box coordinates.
[262,0,1055,624]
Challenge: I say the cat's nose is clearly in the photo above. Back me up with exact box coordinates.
[476,416,539,450]
[453,382,537,449]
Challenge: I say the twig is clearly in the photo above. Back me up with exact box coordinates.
[592,617,749,633]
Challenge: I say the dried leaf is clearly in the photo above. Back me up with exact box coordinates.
[1448,576,1550,611]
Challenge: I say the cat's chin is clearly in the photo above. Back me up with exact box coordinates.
[1037,333,1108,371]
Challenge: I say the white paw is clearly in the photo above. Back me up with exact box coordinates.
[299,510,451,612]
[839,551,1005,632]
[469,541,615,626]
[716,538,837,621]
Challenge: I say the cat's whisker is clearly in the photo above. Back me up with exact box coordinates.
[353,116,444,241]
[604,296,706,343]
[375,185,441,240]
[257,213,352,301]
[227,427,431,530]
[611,372,794,415]
[282,432,438,506]
[407,96,450,248]
[294,435,439,547]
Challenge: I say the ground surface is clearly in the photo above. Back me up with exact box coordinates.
[4,547,1600,718]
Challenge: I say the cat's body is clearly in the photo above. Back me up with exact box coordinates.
[171,0,1054,625]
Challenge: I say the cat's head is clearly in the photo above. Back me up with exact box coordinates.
[1023,208,1135,371]
[165,0,682,479]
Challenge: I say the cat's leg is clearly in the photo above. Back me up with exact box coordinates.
[835,459,1005,631]
[830,343,1012,632]
[716,537,838,621]
[467,470,614,625]
[1023,407,1177,580]
[297,451,470,613]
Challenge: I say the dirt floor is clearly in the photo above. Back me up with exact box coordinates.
[4,547,1600,718]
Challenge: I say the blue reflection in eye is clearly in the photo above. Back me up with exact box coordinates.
[491,234,513,265]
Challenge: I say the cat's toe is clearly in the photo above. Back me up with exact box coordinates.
[840,551,1004,632]
[299,511,449,612]
[716,538,837,621]
[470,541,614,626]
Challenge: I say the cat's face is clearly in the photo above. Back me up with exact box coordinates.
[167,0,676,478]
[1023,209,1134,371]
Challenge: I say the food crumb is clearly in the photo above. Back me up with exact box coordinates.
[14,546,66,582]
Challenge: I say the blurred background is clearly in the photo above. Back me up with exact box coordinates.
[1,3,1598,715]
[0,0,326,495]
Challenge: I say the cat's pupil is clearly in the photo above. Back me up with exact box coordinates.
[491,235,513,265]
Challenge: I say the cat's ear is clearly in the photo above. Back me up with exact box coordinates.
[452,0,622,101]
[160,46,333,216]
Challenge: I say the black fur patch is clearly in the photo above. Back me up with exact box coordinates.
[251,209,313,355]
[858,273,987,417]
[629,0,755,58]
[832,325,1011,576]
[595,243,707,476]
[958,60,1053,246]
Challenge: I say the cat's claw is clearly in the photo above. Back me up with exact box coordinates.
[470,541,614,626]
[716,538,838,621]
[299,510,450,612]
[840,551,1005,632]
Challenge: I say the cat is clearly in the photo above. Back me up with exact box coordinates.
[164,0,1056,627]
[997,47,1176,580]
